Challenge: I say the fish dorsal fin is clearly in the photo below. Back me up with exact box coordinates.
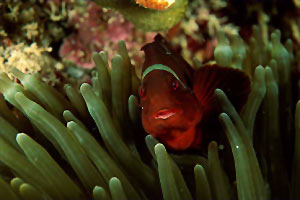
[193,64,250,114]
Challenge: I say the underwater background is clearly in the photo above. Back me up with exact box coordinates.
[1,0,300,199]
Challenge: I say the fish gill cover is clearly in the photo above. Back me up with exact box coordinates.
[0,0,300,200]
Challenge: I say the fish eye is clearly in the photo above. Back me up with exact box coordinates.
[139,86,146,99]
[172,80,179,91]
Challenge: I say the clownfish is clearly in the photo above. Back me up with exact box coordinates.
[139,34,250,151]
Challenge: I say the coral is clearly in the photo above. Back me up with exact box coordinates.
[0,0,79,85]
[0,0,69,45]
[0,43,52,75]
[0,0,155,83]
[223,0,300,43]
[59,1,156,69]
[166,0,239,65]
[59,1,109,69]
[0,24,299,199]
[0,42,64,85]
[167,0,300,67]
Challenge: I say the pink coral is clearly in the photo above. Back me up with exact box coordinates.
[59,2,106,68]
[59,1,155,69]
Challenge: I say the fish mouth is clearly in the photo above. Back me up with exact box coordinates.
[153,108,177,120]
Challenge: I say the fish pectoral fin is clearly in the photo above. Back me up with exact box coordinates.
[193,64,250,114]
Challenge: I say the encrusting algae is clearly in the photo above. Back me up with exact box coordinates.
[0,24,299,200]
[135,0,175,10]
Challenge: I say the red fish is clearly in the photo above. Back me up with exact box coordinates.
[140,34,250,150]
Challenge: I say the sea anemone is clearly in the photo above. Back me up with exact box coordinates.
[0,25,299,200]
